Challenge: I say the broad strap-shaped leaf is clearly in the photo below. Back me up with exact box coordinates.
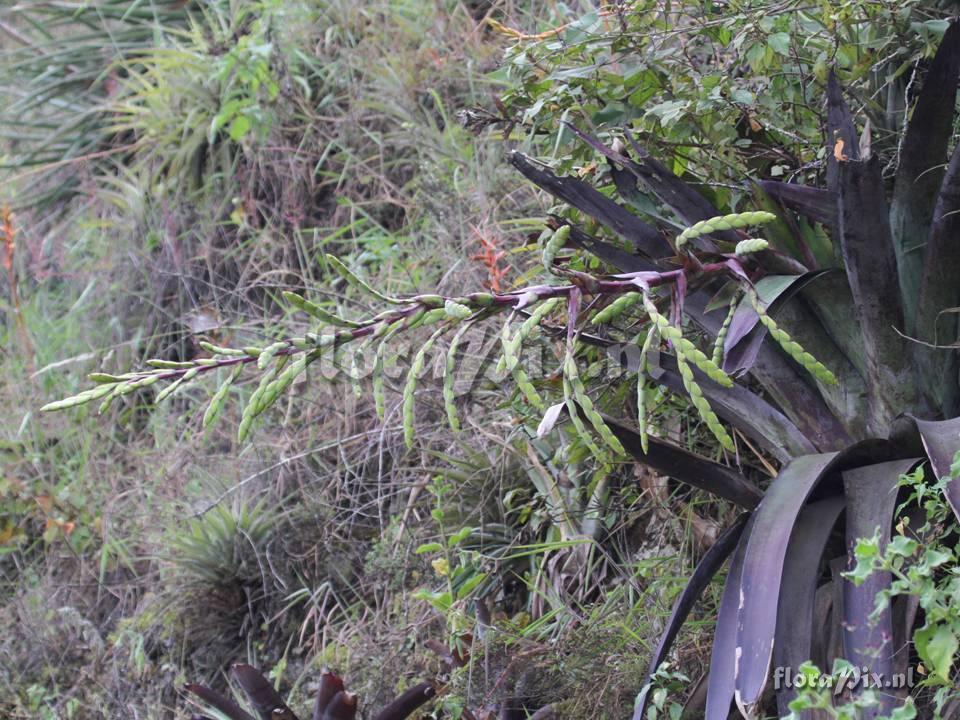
[841,458,920,718]
[232,664,300,720]
[758,180,838,232]
[798,270,867,380]
[765,287,869,437]
[916,142,960,418]
[811,580,837,674]
[605,415,762,508]
[825,71,860,195]
[891,20,960,331]
[705,515,755,720]
[565,222,658,273]
[913,415,960,521]
[185,684,256,720]
[563,122,734,248]
[733,440,902,716]
[322,692,358,720]
[830,74,917,432]
[509,152,673,260]
[773,496,845,719]
[735,453,838,717]
[568,213,846,452]
[632,513,750,720]
[313,671,346,720]
[622,131,742,244]
[372,682,438,720]
[749,183,822,269]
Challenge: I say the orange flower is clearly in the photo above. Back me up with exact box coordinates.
[470,226,509,292]
[1,206,13,273]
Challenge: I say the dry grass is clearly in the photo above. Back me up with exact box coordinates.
[0,2,716,718]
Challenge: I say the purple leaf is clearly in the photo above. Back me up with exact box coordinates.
[650,353,816,461]
[841,459,920,718]
[321,691,358,720]
[721,272,831,376]
[622,130,741,244]
[185,684,256,720]
[563,122,734,249]
[372,681,437,720]
[733,440,903,716]
[913,415,960,521]
[831,73,917,431]
[604,414,762,508]
[312,671,345,720]
[825,71,860,192]
[735,453,839,717]
[891,20,960,330]
[773,496,846,718]
[686,289,854,451]
[633,514,750,720]
[232,665,299,720]
[705,514,754,720]
[749,183,821,270]
[564,222,658,273]
[916,143,960,417]
[758,181,838,231]
[599,329,815,460]
[509,152,672,260]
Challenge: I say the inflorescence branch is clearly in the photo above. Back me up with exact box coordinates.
[43,213,836,455]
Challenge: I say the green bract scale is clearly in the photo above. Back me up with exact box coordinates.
[542,224,570,274]
[734,238,770,256]
[591,292,642,324]
[746,288,838,385]
[675,211,776,251]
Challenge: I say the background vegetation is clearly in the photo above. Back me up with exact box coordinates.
[2,1,960,719]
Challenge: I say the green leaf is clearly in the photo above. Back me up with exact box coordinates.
[448,526,473,547]
[915,624,958,683]
[228,114,251,142]
[887,535,919,557]
[456,572,486,599]
[415,542,443,554]
[767,32,791,55]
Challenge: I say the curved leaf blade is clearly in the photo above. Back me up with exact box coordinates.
[232,664,300,720]
[773,496,845,718]
[758,180,838,231]
[735,453,839,717]
[706,515,755,720]
[733,440,903,716]
[913,416,960,521]
[185,684,256,720]
[509,151,672,261]
[605,415,762,508]
[632,513,750,720]
[916,143,960,418]
[891,20,960,330]
[841,459,920,718]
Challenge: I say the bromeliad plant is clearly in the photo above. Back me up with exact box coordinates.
[42,20,960,720]
[185,662,437,720]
